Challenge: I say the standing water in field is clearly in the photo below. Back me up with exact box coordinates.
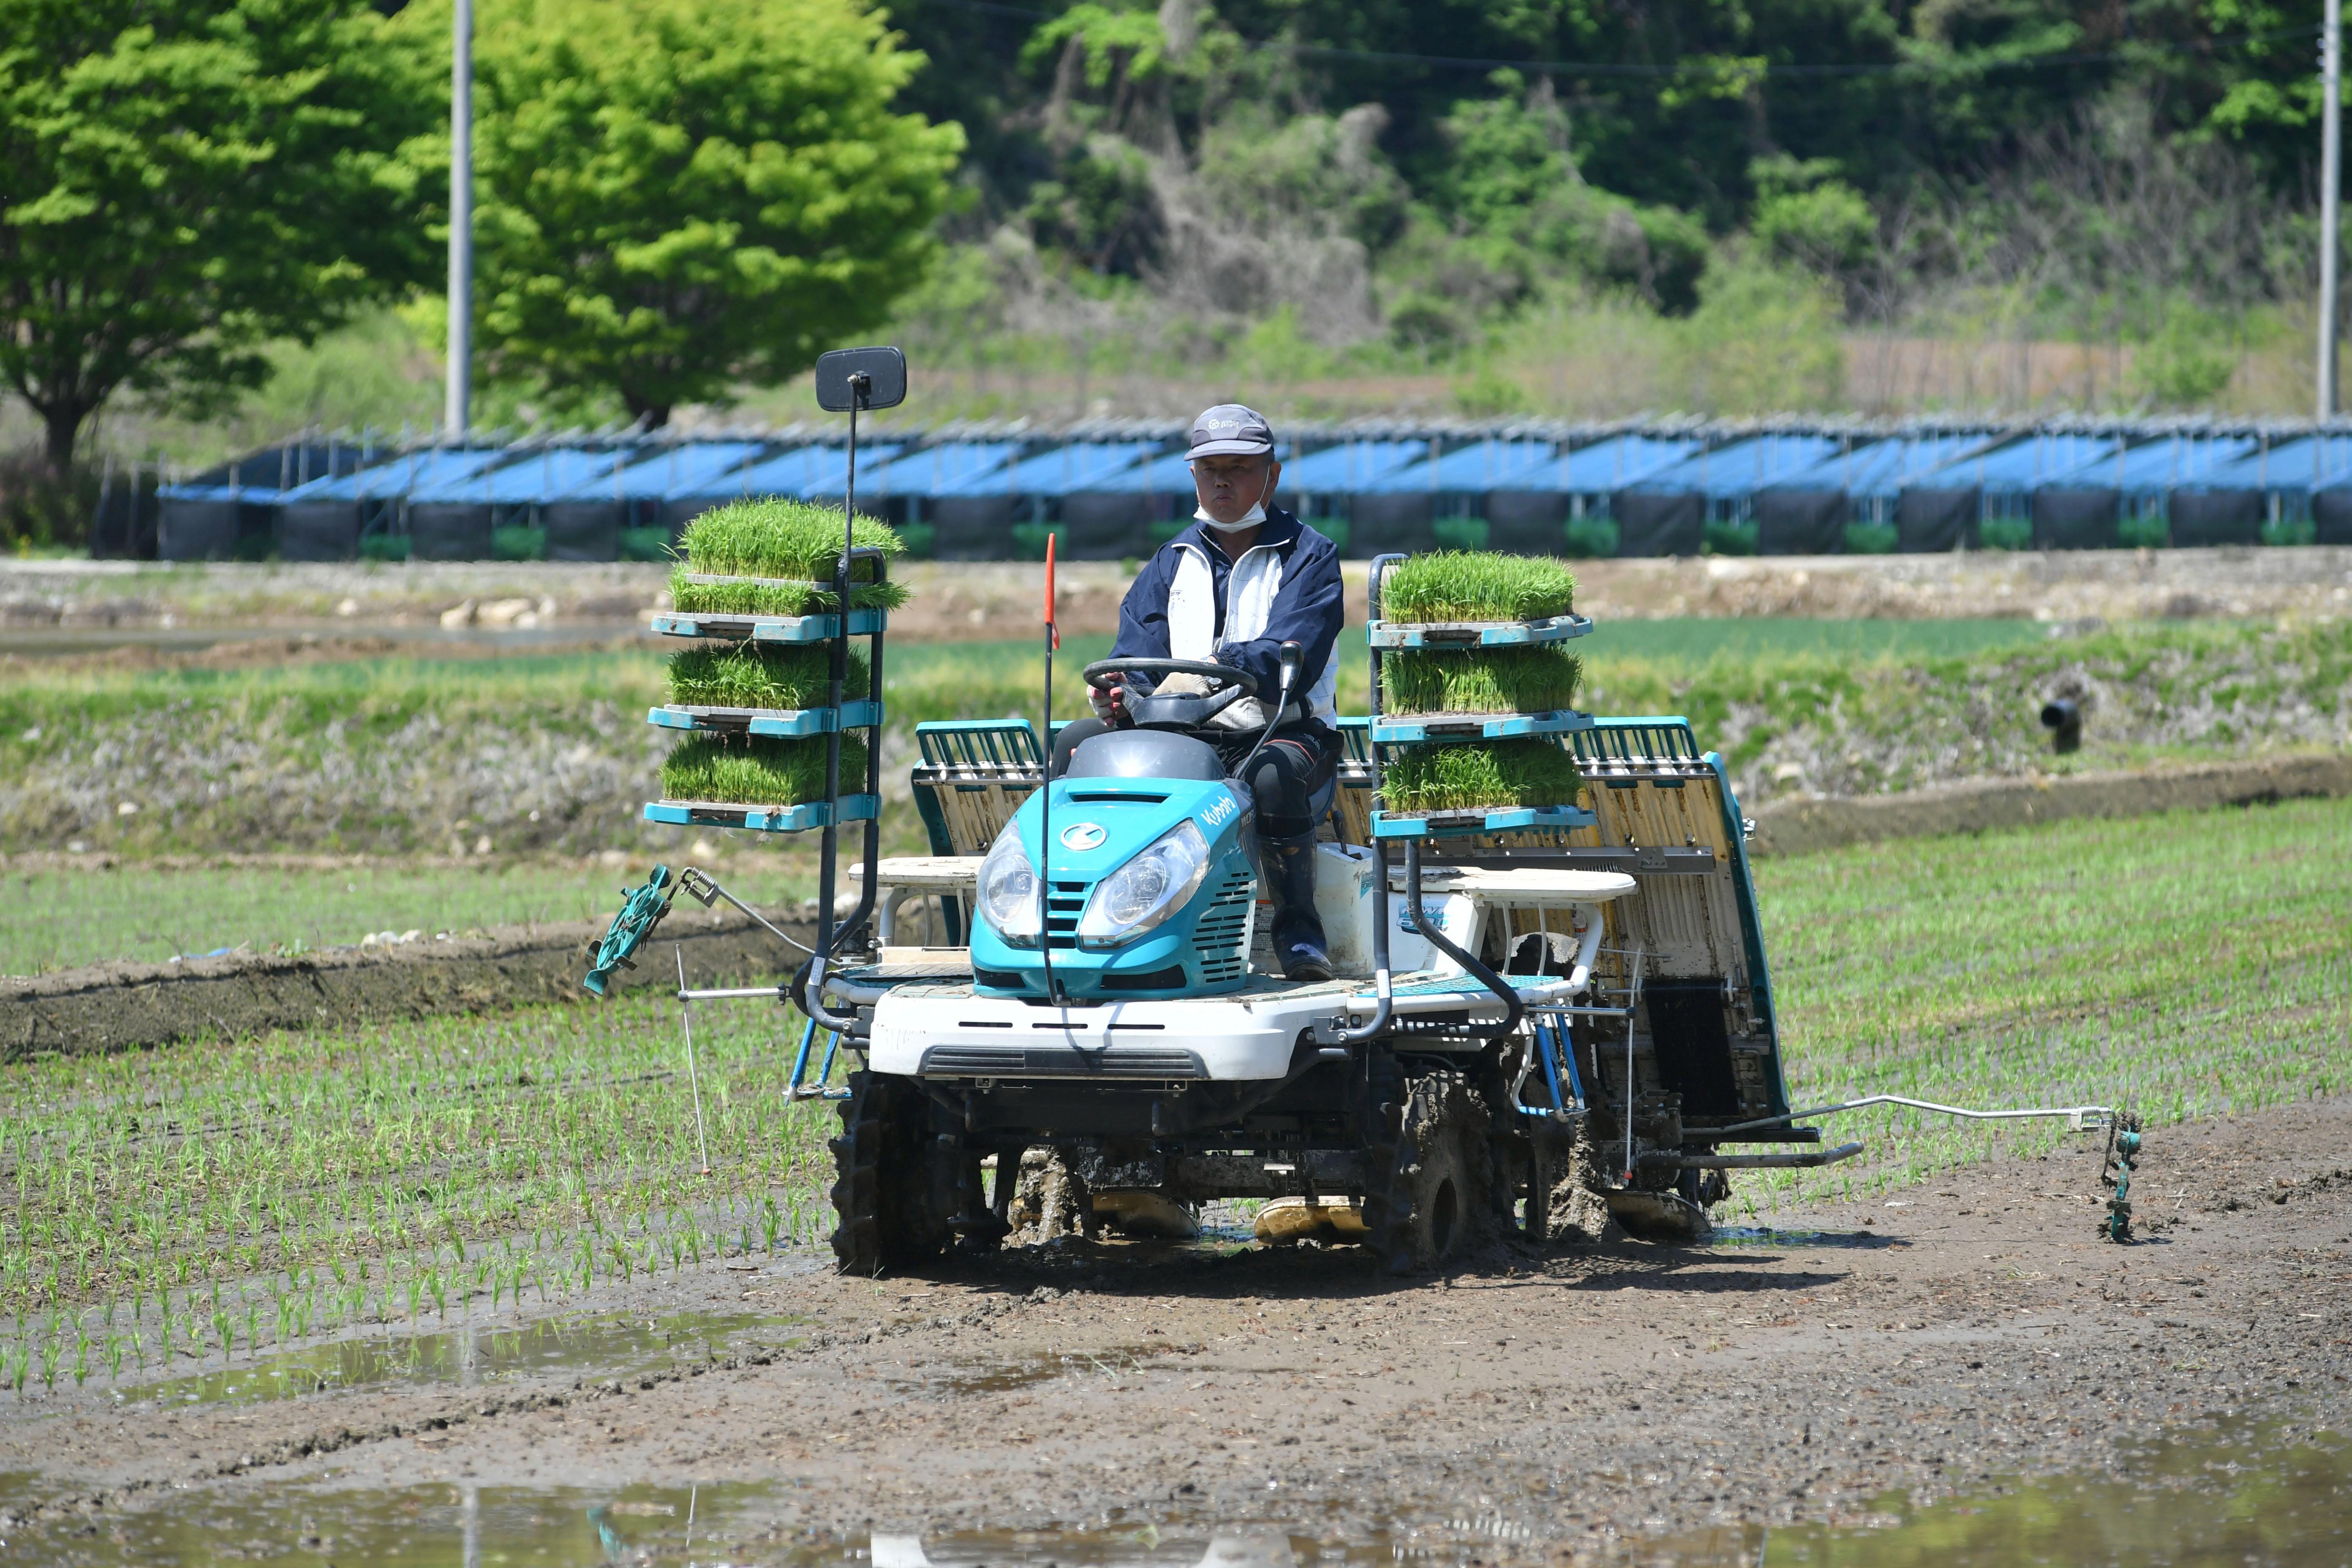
[116,1308,798,1411]
[4,1419,2343,1565]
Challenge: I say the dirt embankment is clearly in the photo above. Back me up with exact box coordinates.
[8,1098,2347,1560]
[7,549,2351,642]
[0,904,815,1061]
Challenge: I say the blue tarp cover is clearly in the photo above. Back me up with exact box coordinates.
[939,441,1160,497]
[673,443,905,502]
[858,442,1023,498]
[1629,434,1843,497]
[560,440,770,501]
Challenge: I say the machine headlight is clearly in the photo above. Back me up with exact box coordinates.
[1077,819,1211,950]
[976,826,1041,946]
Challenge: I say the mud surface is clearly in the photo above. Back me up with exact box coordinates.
[6,1097,2347,1562]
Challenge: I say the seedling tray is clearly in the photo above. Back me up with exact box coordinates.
[1369,614,1592,649]
[1370,803,1597,839]
[648,700,884,738]
[1370,710,1594,743]
[650,609,888,643]
[644,795,880,833]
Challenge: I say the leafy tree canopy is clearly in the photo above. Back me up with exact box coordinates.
[425,0,966,427]
[0,0,436,471]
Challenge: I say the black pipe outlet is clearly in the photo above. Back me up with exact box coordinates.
[2040,697,2082,754]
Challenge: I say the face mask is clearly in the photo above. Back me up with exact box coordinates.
[1194,464,1271,532]
[1196,501,1266,533]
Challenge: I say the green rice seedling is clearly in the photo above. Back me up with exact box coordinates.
[1381,739,1588,812]
[659,733,870,807]
[1379,552,1576,623]
[1383,647,1582,715]
[666,642,869,710]
[672,501,909,614]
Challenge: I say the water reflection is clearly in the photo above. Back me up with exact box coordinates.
[1657,1419,2351,1566]
[1,1480,766,1566]
[2,1419,2342,1565]
[118,1309,800,1410]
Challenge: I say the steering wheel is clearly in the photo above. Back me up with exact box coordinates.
[1082,657,1258,730]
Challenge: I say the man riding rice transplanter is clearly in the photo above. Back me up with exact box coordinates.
[1048,404,1344,983]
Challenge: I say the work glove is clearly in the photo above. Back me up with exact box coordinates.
[1088,681,1124,722]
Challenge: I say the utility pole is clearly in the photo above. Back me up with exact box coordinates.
[446,0,474,438]
[2322,0,2342,417]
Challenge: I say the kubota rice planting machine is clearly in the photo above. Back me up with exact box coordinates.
[586,349,2142,1272]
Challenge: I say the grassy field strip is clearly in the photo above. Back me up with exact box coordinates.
[1747,792,2352,1214]
[0,862,649,974]
[5,618,2343,859]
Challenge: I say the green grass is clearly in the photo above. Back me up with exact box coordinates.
[0,986,845,1396]
[1741,792,2352,1215]
[1377,552,1576,623]
[0,862,651,975]
[1383,647,1582,714]
[658,734,867,807]
[1380,738,1588,811]
[666,643,869,710]
[671,500,909,614]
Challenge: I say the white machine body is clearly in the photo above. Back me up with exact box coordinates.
[863,864,1636,1083]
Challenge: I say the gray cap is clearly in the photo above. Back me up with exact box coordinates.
[1188,403,1274,458]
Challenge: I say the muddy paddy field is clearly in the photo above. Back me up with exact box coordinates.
[1,789,2346,1565]
[0,552,2347,1563]
[1,1099,2348,1565]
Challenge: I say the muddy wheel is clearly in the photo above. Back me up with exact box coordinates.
[1363,1074,1489,1274]
[1523,1120,1581,1242]
[828,1070,950,1276]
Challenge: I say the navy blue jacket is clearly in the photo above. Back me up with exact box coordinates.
[1109,506,1344,712]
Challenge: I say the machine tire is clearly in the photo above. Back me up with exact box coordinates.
[828,1070,950,1276]
[1363,1074,1489,1275]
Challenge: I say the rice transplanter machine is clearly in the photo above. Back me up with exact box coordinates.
[587,354,2142,1270]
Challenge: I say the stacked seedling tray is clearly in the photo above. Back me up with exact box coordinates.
[1366,551,1596,838]
[645,499,905,834]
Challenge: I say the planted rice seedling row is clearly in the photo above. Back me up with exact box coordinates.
[0,991,846,1395]
[1737,792,2352,1216]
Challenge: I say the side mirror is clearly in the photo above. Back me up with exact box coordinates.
[815,346,907,411]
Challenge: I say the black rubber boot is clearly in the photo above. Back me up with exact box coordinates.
[1265,833,1334,982]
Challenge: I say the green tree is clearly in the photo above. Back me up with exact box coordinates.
[0,0,435,475]
[1750,155,1875,280]
[449,0,964,426]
